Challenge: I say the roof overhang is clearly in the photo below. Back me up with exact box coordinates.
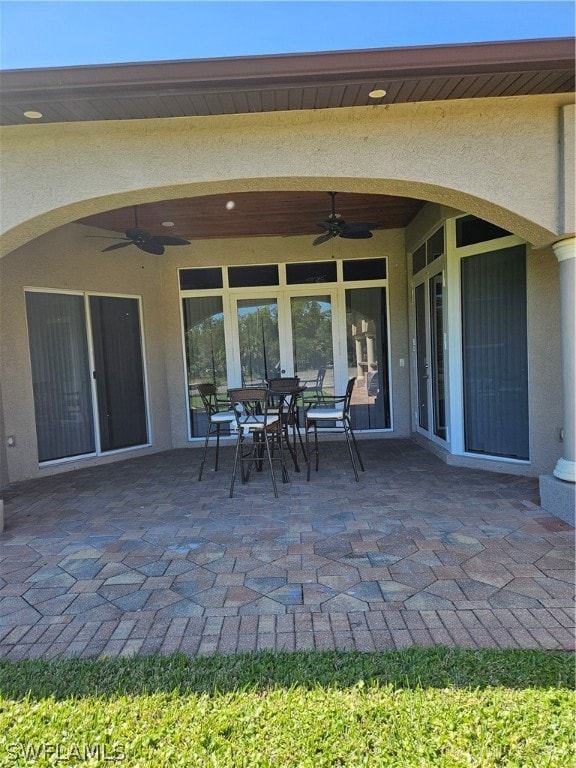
[1,37,574,126]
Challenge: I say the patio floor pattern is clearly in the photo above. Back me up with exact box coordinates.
[0,439,574,659]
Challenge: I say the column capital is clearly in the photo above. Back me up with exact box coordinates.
[553,237,576,263]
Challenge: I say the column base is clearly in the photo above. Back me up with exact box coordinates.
[553,457,576,482]
[539,474,576,526]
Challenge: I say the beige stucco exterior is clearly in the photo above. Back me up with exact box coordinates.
[0,89,574,488]
[1,94,574,255]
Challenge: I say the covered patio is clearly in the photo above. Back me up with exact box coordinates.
[1,439,573,659]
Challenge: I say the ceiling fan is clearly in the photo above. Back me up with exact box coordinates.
[313,192,382,246]
[89,206,191,255]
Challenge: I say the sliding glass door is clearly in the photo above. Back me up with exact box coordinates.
[26,291,148,463]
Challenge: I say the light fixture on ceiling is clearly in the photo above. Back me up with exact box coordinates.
[368,89,387,99]
[161,221,175,227]
[23,110,43,119]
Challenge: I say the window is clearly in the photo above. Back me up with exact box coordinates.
[456,215,511,247]
[343,258,386,281]
[179,267,223,290]
[182,296,228,437]
[286,261,337,284]
[228,264,279,288]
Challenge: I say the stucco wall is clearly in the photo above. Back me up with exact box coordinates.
[1,94,573,257]
[526,246,563,474]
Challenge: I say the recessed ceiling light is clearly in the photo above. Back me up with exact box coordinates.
[368,89,387,99]
[23,110,43,119]
[161,221,175,227]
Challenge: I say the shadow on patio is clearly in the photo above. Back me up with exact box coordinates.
[1,439,574,659]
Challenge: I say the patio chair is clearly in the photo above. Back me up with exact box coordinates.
[301,367,327,405]
[305,377,365,482]
[266,377,305,472]
[228,387,289,498]
[196,383,236,481]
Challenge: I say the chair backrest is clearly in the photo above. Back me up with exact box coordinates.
[228,387,272,427]
[196,383,219,416]
[267,377,300,391]
[342,377,356,415]
[316,368,327,387]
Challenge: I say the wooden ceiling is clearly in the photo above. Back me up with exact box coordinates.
[76,192,425,240]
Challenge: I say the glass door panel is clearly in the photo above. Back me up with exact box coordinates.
[182,296,228,437]
[430,273,446,440]
[26,291,96,462]
[414,282,429,430]
[345,287,391,429]
[89,296,148,452]
[290,294,334,403]
[237,298,280,385]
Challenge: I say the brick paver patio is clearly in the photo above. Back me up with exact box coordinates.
[0,439,574,659]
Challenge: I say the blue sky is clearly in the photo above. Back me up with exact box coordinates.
[0,1,574,70]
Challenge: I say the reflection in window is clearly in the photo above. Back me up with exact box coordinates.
[345,288,391,429]
[237,298,280,385]
[183,296,228,437]
[291,295,334,401]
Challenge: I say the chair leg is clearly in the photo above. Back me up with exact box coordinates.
[305,420,311,481]
[346,417,365,472]
[229,432,243,497]
[283,422,300,472]
[305,419,319,481]
[214,424,221,472]
[342,423,360,482]
[262,431,278,497]
[278,429,290,483]
[198,424,212,481]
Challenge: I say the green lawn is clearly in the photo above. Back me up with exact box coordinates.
[1,647,574,767]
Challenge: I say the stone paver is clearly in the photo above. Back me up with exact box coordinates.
[0,440,574,659]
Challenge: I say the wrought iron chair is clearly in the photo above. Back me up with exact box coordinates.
[196,383,235,481]
[301,366,327,405]
[304,377,365,481]
[266,377,305,472]
[228,387,289,498]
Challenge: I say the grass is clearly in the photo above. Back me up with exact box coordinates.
[0,647,574,767]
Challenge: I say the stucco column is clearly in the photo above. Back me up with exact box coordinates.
[552,237,576,482]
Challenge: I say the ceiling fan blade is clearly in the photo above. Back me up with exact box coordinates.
[153,235,191,246]
[138,240,165,255]
[101,241,133,252]
[87,235,131,240]
[342,222,382,233]
[340,230,373,240]
[313,232,337,246]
